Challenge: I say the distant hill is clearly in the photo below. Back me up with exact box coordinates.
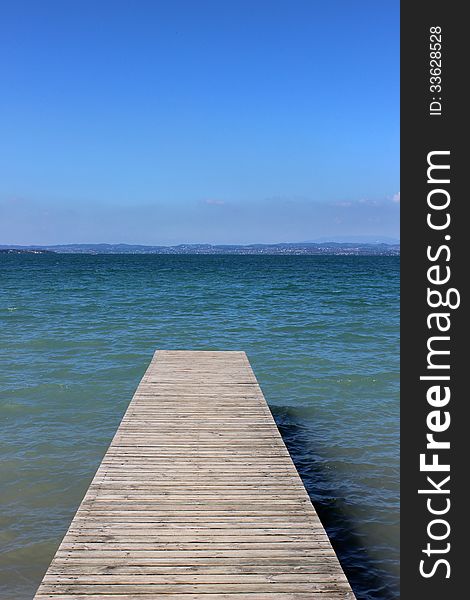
[0,242,400,256]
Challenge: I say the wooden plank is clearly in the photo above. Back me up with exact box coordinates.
[34,350,355,599]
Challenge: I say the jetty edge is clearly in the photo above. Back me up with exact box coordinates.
[34,349,356,599]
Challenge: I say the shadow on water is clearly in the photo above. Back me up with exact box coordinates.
[271,405,399,600]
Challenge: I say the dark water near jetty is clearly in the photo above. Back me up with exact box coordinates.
[0,254,399,599]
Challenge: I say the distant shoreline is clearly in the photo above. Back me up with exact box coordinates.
[0,242,400,256]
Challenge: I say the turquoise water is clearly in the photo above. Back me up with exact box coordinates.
[0,254,399,599]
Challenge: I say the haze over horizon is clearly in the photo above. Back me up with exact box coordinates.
[1,1,399,245]
[4,235,400,249]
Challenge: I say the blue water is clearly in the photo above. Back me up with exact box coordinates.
[0,254,399,599]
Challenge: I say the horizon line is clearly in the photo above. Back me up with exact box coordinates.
[1,239,401,248]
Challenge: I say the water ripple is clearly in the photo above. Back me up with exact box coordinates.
[0,254,399,600]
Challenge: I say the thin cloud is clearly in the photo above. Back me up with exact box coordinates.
[392,192,400,203]
[204,199,225,206]
[358,198,380,206]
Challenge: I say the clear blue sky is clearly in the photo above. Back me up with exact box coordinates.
[0,0,399,245]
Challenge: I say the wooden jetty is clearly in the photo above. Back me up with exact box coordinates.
[34,350,355,599]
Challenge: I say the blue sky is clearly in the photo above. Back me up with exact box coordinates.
[0,0,399,245]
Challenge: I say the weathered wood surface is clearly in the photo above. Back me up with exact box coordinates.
[34,350,355,599]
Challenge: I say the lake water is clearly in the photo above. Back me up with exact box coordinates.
[0,254,399,599]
